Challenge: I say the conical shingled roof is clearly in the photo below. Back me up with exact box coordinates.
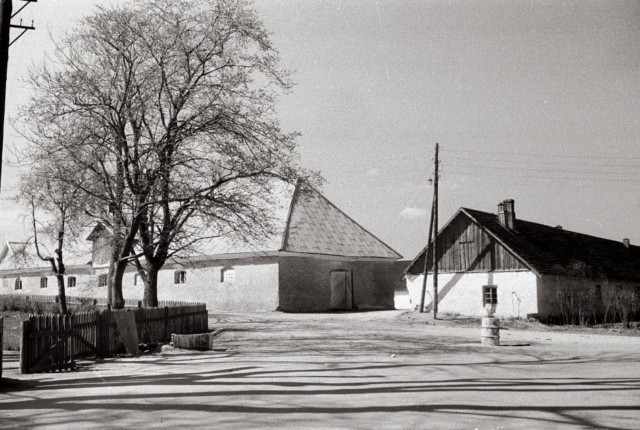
[281,182,402,259]
[2,180,401,263]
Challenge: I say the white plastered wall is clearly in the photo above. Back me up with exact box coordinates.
[405,270,538,318]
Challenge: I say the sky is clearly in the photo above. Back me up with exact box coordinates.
[0,0,639,259]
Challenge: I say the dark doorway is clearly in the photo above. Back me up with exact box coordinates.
[330,269,353,310]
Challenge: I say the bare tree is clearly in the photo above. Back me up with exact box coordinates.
[547,261,607,326]
[18,0,308,307]
[609,286,640,328]
[17,163,88,314]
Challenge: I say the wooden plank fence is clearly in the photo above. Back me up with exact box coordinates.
[1,316,3,379]
[19,304,208,374]
[20,314,75,374]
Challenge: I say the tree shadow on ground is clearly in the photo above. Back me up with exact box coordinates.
[2,353,640,430]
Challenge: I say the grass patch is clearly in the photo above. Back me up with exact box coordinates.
[0,297,102,351]
[1,311,28,350]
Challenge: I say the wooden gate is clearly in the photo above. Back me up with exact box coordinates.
[330,270,353,310]
[20,314,76,374]
[18,303,208,374]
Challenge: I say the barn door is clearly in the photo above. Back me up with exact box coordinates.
[330,270,353,310]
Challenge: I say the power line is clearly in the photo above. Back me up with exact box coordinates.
[444,155,640,169]
[442,147,640,161]
[442,169,640,183]
[441,161,640,177]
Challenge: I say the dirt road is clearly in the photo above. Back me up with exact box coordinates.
[1,311,640,429]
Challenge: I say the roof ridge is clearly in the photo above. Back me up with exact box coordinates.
[279,179,302,251]
[463,207,638,248]
[303,182,403,259]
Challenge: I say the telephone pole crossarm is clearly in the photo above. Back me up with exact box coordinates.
[11,0,36,20]
[8,22,33,46]
[0,0,37,193]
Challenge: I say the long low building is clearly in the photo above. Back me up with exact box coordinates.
[405,199,640,320]
[0,180,404,312]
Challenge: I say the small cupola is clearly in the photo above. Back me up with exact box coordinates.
[86,222,113,266]
[623,238,630,248]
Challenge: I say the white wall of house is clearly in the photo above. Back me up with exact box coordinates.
[405,270,538,318]
[1,269,108,298]
[154,259,280,311]
[0,257,280,312]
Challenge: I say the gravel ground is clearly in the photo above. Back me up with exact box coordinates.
[1,310,639,429]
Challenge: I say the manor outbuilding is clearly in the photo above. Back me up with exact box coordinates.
[0,180,403,312]
[405,200,640,320]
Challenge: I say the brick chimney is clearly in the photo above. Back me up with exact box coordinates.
[498,199,516,230]
[623,238,630,248]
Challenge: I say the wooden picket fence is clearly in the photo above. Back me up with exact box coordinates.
[0,316,3,379]
[19,303,208,374]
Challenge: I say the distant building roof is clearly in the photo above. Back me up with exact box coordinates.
[407,207,640,281]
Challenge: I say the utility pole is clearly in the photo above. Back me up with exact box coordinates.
[418,199,434,313]
[432,142,439,319]
[419,143,440,315]
[0,0,36,193]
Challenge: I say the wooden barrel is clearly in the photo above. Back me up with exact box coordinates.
[481,317,500,346]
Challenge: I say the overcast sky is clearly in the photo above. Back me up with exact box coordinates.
[1,0,639,259]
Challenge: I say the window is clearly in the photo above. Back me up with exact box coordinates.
[40,277,48,289]
[15,277,22,290]
[174,270,186,284]
[68,276,76,288]
[221,267,235,284]
[98,274,108,287]
[483,286,497,305]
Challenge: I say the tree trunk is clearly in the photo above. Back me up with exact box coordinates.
[55,230,67,314]
[107,258,114,306]
[56,274,67,314]
[112,256,130,308]
[108,234,121,308]
[143,263,159,308]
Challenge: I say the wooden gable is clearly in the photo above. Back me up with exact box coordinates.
[407,210,529,275]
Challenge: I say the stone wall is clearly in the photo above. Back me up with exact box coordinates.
[278,255,399,312]
[155,257,280,312]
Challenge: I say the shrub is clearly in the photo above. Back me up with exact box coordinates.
[0,295,62,314]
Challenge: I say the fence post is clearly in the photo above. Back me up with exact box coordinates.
[19,320,30,374]
[164,307,169,341]
[0,316,3,379]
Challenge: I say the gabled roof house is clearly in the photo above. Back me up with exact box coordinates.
[405,199,640,319]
